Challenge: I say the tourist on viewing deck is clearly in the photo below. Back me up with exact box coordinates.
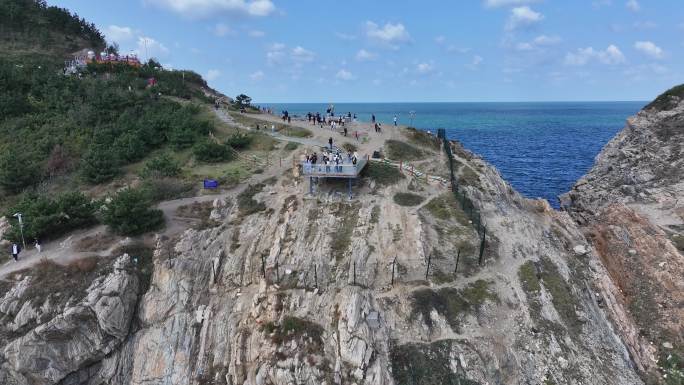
[372,114,376,124]
[329,137,333,150]
[393,115,398,126]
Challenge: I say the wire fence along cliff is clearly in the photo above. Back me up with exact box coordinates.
[437,128,487,264]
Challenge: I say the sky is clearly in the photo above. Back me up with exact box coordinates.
[51,0,684,103]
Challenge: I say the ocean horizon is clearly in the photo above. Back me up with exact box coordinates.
[260,101,646,207]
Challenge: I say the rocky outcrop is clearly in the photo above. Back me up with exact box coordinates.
[562,88,684,382]
[0,255,139,385]
[0,116,663,384]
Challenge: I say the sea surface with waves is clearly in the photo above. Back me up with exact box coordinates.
[262,102,645,207]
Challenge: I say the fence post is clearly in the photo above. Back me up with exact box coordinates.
[353,261,356,286]
[261,254,266,278]
[425,252,432,281]
[478,227,486,266]
[454,249,461,274]
[391,257,396,286]
[276,259,280,282]
[314,264,318,288]
[279,157,282,167]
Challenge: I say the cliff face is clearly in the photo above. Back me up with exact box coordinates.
[0,131,644,384]
[562,92,684,382]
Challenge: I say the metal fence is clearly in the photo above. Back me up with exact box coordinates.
[437,128,487,265]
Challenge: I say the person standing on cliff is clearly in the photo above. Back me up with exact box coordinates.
[11,243,20,262]
[393,115,397,126]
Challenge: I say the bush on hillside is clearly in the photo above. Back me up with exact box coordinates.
[102,187,164,236]
[646,84,684,111]
[362,162,404,187]
[394,192,425,207]
[0,146,41,193]
[193,140,234,163]
[385,140,425,161]
[4,192,98,242]
[142,153,181,178]
[0,60,216,194]
[80,145,119,184]
[225,133,253,150]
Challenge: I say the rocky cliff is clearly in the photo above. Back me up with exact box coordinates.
[562,86,684,384]
[0,125,648,384]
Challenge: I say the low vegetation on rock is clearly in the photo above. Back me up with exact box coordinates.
[393,192,425,207]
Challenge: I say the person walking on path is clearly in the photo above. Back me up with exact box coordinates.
[271,124,275,133]
[34,239,41,253]
[11,243,20,262]
[328,137,334,150]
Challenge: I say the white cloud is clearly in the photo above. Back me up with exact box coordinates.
[355,49,377,61]
[564,45,626,66]
[205,69,221,81]
[366,21,411,49]
[105,25,134,43]
[534,35,561,46]
[416,62,434,74]
[335,32,357,41]
[505,6,543,31]
[336,69,355,80]
[633,21,657,30]
[291,46,315,62]
[634,41,664,59]
[266,42,285,65]
[249,70,264,80]
[213,23,234,37]
[626,0,640,12]
[434,35,446,44]
[248,30,265,38]
[468,55,484,70]
[515,42,534,51]
[134,36,169,59]
[483,0,539,8]
[145,0,276,18]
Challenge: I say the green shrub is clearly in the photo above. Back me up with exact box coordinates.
[225,133,253,150]
[102,187,164,236]
[193,140,234,163]
[394,192,425,206]
[385,140,425,161]
[140,177,194,202]
[4,192,98,242]
[362,162,404,186]
[0,146,41,193]
[142,153,181,178]
[80,145,119,184]
[646,84,684,111]
[283,142,299,151]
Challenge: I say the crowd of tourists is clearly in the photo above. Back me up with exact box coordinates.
[303,148,359,174]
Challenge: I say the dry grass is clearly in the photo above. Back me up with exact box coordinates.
[75,233,118,252]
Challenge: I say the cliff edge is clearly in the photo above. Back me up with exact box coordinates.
[562,85,684,383]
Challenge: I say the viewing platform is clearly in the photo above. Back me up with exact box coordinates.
[301,155,369,198]
[301,157,368,178]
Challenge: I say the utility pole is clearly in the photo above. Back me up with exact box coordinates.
[13,213,26,249]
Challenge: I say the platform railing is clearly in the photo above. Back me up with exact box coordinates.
[301,157,367,177]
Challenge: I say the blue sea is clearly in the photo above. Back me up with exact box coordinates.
[261,102,645,207]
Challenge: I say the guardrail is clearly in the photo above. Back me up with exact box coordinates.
[301,158,368,177]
